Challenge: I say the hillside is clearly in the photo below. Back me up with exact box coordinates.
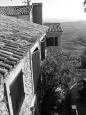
[61,21,86,56]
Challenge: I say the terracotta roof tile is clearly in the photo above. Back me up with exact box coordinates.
[46,23,63,37]
[0,5,32,16]
[0,15,48,77]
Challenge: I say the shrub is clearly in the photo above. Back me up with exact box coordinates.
[40,47,80,115]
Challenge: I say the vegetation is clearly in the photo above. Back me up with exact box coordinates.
[41,47,80,88]
[38,47,81,115]
[80,48,86,68]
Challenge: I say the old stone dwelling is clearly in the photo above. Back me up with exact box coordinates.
[46,23,63,47]
[0,14,48,115]
[0,1,63,115]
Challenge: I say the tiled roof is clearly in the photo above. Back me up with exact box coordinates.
[0,15,48,77]
[46,23,63,37]
[0,5,32,16]
[47,23,63,32]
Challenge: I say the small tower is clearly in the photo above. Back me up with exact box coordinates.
[46,23,63,47]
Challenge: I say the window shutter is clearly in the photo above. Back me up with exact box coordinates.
[41,39,45,61]
[32,49,40,93]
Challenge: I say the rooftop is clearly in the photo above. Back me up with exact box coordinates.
[0,5,31,16]
[0,15,48,78]
[46,23,63,37]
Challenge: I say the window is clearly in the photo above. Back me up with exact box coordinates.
[46,37,54,46]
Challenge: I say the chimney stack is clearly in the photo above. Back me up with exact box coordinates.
[32,3,42,25]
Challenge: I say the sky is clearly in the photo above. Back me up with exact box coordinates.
[0,0,86,22]
[42,0,86,22]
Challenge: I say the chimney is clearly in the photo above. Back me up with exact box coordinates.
[32,3,42,25]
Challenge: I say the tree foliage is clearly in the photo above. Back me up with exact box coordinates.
[39,47,81,115]
[40,47,81,115]
[41,47,80,91]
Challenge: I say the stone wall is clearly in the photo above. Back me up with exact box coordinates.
[21,50,34,115]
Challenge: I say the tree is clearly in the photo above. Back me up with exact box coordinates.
[40,47,80,115]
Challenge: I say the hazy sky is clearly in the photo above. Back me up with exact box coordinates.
[0,0,86,22]
[42,0,86,22]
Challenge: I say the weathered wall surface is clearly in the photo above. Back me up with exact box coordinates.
[21,50,33,115]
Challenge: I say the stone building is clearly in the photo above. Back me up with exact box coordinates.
[46,23,63,47]
[0,1,63,115]
[0,14,48,115]
[45,23,63,57]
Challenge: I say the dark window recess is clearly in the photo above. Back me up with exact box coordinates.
[4,84,10,115]
[32,48,40,93]
[46,37,54,46]
[41,39,45,61]
[10,70,25,115]
[55,37,58,46]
